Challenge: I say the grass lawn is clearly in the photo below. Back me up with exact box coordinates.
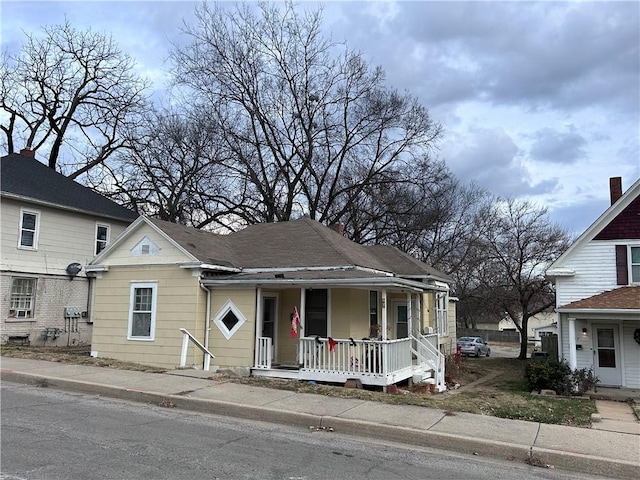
[0,344,597,427]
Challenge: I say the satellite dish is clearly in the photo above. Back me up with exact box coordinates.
[66,263,83,277]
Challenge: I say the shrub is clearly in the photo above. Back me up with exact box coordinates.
[524,360,572,395]
[571,367,599,395]
[524,361,599,396]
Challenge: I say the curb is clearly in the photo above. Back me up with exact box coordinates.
[2,371,639,480]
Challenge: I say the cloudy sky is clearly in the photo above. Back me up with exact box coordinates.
[2,1,639,235]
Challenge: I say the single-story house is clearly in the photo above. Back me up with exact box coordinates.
[87,216,456,391]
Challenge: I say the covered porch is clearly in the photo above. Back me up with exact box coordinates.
[247,280,448,391]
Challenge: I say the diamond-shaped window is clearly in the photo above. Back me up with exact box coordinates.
[213,299,246,340]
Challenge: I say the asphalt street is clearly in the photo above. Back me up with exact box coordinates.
[1,382,616,480]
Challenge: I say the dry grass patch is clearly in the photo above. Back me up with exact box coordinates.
[0,344,165,373]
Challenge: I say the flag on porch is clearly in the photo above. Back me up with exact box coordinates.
[291,307,301,338]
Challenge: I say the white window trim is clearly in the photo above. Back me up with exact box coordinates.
[127,282,157,341]
[8,277,37,321]
[435,292,449,336]
[629,245,640,285]
[95,223,111,256]
[18,208,40,250]
[213,299,247,340]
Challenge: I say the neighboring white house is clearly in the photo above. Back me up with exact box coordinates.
[476,311,556,339]
[1,150,137,346]
[546,177,640,388]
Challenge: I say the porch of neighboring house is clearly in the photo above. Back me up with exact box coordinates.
[250,286,447,392]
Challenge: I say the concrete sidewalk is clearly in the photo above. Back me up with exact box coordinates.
[2,357,639,479]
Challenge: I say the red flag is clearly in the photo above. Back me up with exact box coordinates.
[291,307,300,338]
[328,337,337,352]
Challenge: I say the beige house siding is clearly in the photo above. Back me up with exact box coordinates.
[99,222,192,266]
[208,288,256,368]
[276,288,299,365]
[91,266,204,368]
[331,288,369,340]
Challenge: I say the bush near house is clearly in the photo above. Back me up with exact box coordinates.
[525,360,598,395]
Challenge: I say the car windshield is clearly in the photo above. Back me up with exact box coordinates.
[458,337,473,342]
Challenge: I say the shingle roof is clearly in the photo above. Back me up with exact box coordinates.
[559,286,640,310]
[147,216,449,283]
[228,217,391,271]
[366,245,452,282]
[148,218,237,268]
[1,152,137,221]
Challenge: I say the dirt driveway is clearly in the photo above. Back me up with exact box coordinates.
[487,342,521,358]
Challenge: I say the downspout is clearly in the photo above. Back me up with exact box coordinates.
[199,279,212,370]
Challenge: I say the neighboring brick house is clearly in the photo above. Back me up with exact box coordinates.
[1,150,137,346]
[546,177,640,388]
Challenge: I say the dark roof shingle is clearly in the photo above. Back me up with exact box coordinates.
[1,152,137,221]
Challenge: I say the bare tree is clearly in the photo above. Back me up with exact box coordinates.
[88,106,235,230]
[170,2,442,226]
[472,199,571,359]
[1,20,149,177]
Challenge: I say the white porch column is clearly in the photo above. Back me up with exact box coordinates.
[254,287,262,368]
[568,317,577,369]
[381,288,388,341]
[416,293,421,335]
[298,288,306,364]
[406,292,412,338]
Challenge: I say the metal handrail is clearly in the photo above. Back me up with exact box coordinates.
[179,328,215,371]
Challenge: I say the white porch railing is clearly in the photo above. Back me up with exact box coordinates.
[411,333,446,392]
[299,337,413,380]
[179,328,215,371]
[255,337,272,369]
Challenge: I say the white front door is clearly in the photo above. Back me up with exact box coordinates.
[594,325,622,386]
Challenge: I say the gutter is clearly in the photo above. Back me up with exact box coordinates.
[557,308,640,315]
[201,276,442,292]
[199,280,212,370]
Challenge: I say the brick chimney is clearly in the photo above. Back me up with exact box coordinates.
[19,148,35,158]
[609,177,622,205]
[329,222,345,236]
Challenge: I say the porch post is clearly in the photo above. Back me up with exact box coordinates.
[568,317,577,369]
[254,287,262,368]
[416,294,422,335]
[381,288,388,341]
[298,288,306,364]
[406,293,412,339]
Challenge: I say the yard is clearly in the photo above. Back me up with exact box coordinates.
[0,344,597,427]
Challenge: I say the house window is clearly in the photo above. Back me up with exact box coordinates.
[9,278,36,319]
[305,289,328,337]
[128,282,157,340]
[435,292,448,336]
[95,224,110,255]
[18,209,39,249]
[369,291,378,326]
[631,247,640,283]
[213,299,247,340]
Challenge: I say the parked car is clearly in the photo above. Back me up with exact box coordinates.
[457,337,491,357]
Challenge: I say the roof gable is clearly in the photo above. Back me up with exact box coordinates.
[1,153,137,221]
[548,177,640,272]
[593,195,640,240]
